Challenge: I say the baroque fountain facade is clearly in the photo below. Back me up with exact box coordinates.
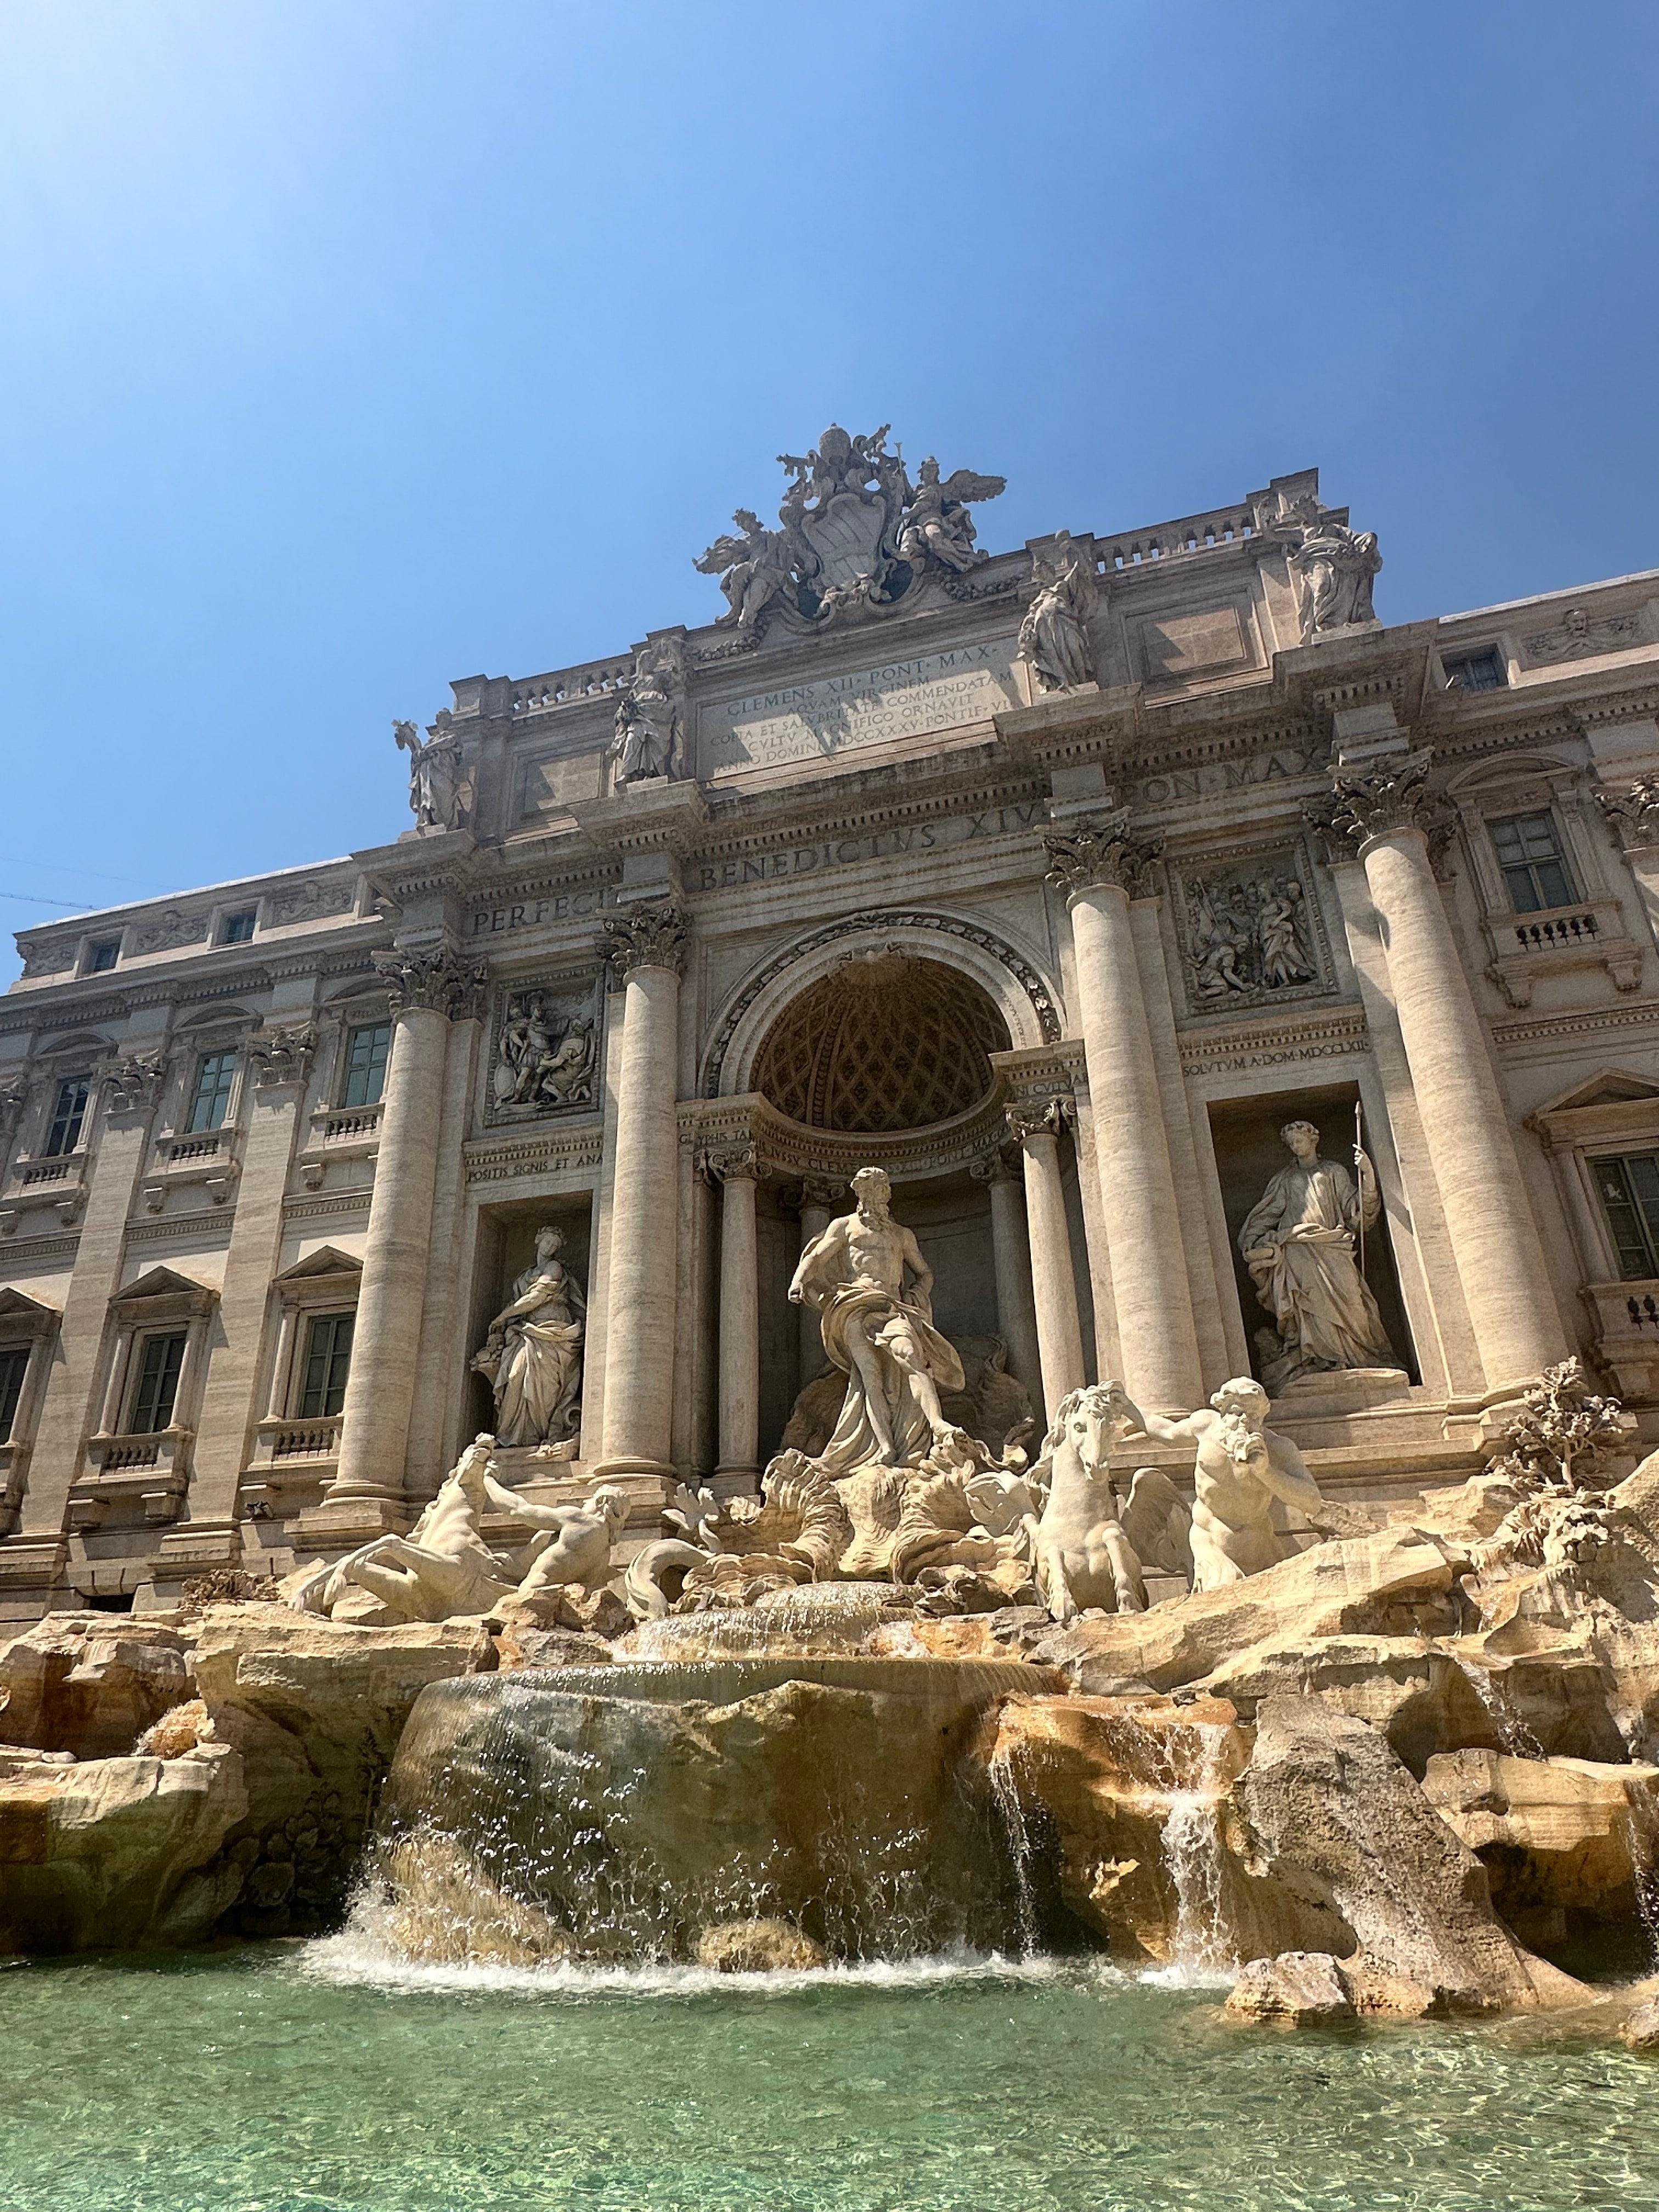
[3,432,1659,2032]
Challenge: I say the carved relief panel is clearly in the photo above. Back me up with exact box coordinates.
[1169,838,1334,1018]
[484,975,603,1126]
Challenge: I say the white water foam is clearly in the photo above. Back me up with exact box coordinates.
[292,1929,1103,2002]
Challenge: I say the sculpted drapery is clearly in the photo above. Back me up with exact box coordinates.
[1239,1121,1397,1383]
[472,1224,586,1448]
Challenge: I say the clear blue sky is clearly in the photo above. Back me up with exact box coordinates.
[3,2,1656,985]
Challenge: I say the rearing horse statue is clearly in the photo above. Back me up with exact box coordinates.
[1029,1385,1192,1624]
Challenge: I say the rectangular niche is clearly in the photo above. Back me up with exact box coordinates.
[466,1198,595,1446]
[1206,1083,1418,1393]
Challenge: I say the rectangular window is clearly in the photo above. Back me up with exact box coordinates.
[338,1023,391,1108]
[87,940,120,973]
[221,910,257,945]
[1593,1154,1659,1280]
[1489,812,1576,915]
[185,1051,237,1134]
[0,1347,29,1442]
[128,1331,187,1435]
[44,1076,89,1158]
[297,1311,354,1419]
[1446,647,1506,692]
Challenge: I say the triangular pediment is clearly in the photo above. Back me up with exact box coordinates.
[1534,1068,1659,1115]
[116,1266,214,1303]
[0,1288,58,1323]
[275,1245,362,1284]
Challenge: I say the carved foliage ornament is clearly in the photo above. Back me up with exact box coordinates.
[1595,775,1659,850]
[373,945,489,1021]
[269,878,355,928]
[102,1052,168,1114]
[1305,749,1439,854]
[130,909,208,957]
[1524,607,1641,667]
[1042,809,1163,898]
[249,1025,317,1090]
[602,904,689,979]
[1005,1095,1073,1144]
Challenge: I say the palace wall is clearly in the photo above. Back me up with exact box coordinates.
[3,452,1658,1618]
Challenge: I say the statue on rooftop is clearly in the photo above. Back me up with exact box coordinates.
[1018,531,1097,692]
[1272,494,1383,641]
[694,510,795,635]
[608,636,687,787]
[896,456,1006,576]
[394,714,473,834]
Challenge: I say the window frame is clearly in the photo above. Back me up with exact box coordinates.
[1444,646,1507,693]
[1589,1152,1659,1281]
[1488,809,1578,916]
[337,1022,392,1109]
[86,939,120,974]
[296,1310,355,1419]
[127,1329,188,1436]
[184,1050,238,1135]
[0,1345,30,1443]
[219,909,257,946]
[43,1075,91,1158]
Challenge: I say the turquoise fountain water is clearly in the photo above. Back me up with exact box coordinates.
[2,1944,1654,2211]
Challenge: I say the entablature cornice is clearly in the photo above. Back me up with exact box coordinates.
[461,1121,606,1185]
[1175,1003,1370,1080]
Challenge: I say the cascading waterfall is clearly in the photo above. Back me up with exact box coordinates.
[1622,1792,1659,1969]
[987,1741,1037,1958]
[1452,1653,1548,1759]
[1158,1722,1235,1976]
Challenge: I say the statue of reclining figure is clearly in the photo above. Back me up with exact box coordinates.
[289,1433,629,1623]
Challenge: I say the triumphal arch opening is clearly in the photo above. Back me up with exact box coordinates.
[4,426,1659,1616]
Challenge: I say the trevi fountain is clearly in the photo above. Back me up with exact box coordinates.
[5,435,1659,2206]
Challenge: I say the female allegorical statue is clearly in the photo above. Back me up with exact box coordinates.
[1239,1119,1398,1387]
[471,1223,586,1448]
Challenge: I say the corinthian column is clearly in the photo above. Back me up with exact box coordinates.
[1044,813,1204,1412]
[597,905,687,1480]
[324,945,484,1522]
[709,1141,763,1485]
[998,1113,1080,1421]
[795,1175,843,1381]
[1313,752,1566,1390]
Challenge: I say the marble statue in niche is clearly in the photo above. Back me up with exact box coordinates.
[608,636,687,787]
[490,991,596,1115]
[471,1224,586,1449]
[1184,856,1320,1007]
[1239,1120,1400,1391]
[1018,531,1097,692]
[395,714,473,833]
[788,1165,963,1472]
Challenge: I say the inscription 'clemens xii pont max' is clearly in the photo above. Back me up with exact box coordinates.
[699,639,1024,774]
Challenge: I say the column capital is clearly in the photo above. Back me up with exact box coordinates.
[100,1050,168,1118]
[702,1139,765,1184]
[602,902,689,979]
[1043,809,1163,899]
[970,1147,1019,1186]
[780,1172,845,1216]
[373,944,487,1021]
[1595,774,1659,852]
[248,1024,317,1090]
[1007,1095,1072,1145]
[1306,746,1440,855]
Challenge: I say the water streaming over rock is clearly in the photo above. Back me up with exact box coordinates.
[1158,1722,1236,1976]
[360,1657,1044,1968]
[1453,1655,1548,1759]
[987,1741,1037,1957]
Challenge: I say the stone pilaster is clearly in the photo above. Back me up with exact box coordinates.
[313,946,485,1533]
[1005,1101,1087,1422]
[970,1149,1044,1418]
[176,1025,317,1561]
[708,1141,763,1486]
[1044,812,1204,1412]
[1310,752,1567,1390]
[14,1048,168,1574]
[596,905,687,1482]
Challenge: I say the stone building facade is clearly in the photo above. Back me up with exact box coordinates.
[3,435,1659,1620]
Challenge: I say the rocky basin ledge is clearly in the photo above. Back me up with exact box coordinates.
[5,1451,1659,2046]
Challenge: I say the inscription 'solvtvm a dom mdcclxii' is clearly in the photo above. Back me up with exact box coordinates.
[5,426,1659,1617]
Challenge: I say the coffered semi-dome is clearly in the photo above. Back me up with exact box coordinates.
[752,955,1011,1134]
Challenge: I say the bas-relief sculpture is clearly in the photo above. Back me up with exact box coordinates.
[1182,854,1321,1007]
[395,714,473,834]
[489,992,597,1116]
[1240,1119,1401,1392]
[290,1434,625,1623]
[695,424,1005,636]
[471,1225,585,1450]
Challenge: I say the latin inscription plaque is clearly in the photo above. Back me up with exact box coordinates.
[698,637,1024,775]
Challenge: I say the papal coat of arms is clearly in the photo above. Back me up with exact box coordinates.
[695,424,1005,637]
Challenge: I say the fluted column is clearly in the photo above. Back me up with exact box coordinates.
[1045,814,1204,1411]
[1006,1102,1086,1420]
[972,1148,1044,1417]
[710,1142,763,1483]
[325,947,484,1517]
[597,906,687,1479]
[1314,752,1567,1389]
[795,1175,842,1381]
